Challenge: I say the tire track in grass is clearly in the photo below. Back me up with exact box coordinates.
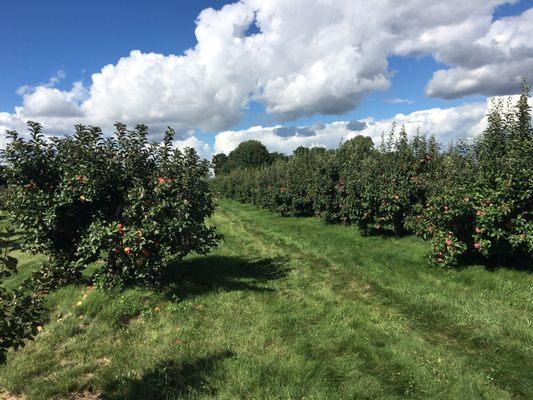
[216,201,515,399]
[214,206,432,399]
[218,200,531,399]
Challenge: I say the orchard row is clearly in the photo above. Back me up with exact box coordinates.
[213,83,532,268]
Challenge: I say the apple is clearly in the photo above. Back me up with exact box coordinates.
[446,239,452,246]
[474,242,481,250]
[124,247,132,254]
[474,227,481,234]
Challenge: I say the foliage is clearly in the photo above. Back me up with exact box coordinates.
[217,140,273,175]
[0,165,6,187]
[417,82,533,267]
[0,227,42,364]
[2,122,220,287]
[213,83,532,268]
[212,153,228,177]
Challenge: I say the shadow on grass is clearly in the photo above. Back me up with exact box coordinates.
[102,350,234,400]
[0,229,22,251]
[459,251,532,273]
[162,255,289,301]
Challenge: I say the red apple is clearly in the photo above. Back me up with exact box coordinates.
[474,242,481,250]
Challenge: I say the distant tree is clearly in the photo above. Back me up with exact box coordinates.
[270,152,288,163]
[514,78,532,142]
[337,135,374,162]
[309,147,328,156]
[293,146,310,157]
[223,140,272,173]
[212,153,228,177]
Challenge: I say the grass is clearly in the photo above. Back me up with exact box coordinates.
[0,199,532,399]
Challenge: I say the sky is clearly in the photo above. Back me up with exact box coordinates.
[1,0,532,158]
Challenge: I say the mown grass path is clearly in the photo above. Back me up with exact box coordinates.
[1,199,532,399]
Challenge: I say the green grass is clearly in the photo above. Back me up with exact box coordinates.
[0,199,532,399]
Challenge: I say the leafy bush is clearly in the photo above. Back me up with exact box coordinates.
[0,227,42,363]
[416,84,533,267]
[2,122,220,287]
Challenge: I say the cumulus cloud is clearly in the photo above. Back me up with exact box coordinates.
[426,8,533,98]
[214,95,532,155]
[5,1,530,162]
[3,0,532,138]
[215,122,350,155]
[173,136,213,160]
[347,120,368,131]
[21,82,86,118]
[352,103,488,144]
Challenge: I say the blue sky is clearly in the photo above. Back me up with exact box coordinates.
[1,0,532,155]
[0,1,226,111]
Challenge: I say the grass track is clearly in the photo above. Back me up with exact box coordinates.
[0,199,532,399]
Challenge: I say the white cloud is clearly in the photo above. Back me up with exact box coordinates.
[22,82,86,118]
[1,0,531,140]
[426,8,533,98]
[386,98,414,105]
[214,95,532,155]
[352,102,488,144]
[173,136,213,160]
[215,122,350,155]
